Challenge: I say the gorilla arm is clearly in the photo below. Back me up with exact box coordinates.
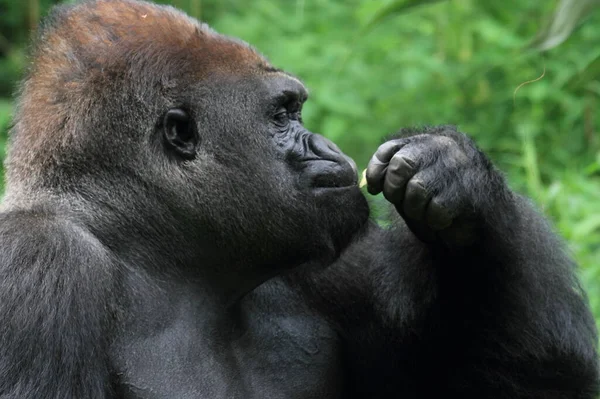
[0,209,116,399]
[294,126,599,398]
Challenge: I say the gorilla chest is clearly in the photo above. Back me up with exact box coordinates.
[112,283,344,399]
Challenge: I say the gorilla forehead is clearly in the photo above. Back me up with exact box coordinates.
[34,0,271,81]
[17,0,306,137]
[9,0,284,184]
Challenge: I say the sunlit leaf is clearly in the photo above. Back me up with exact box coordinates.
[530,0,600,51]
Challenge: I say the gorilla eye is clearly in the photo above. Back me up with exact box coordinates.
[273,108,289,127]
[163,108,199,160]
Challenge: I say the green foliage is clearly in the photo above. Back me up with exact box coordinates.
[0,0,58,96]
[0,99,10,191]
[361,0,449,34]
[530,0,600,51]
[0,0,599,325]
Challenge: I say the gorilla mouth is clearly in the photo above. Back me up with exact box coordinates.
[306,159,358,189]
[297,134,359,189]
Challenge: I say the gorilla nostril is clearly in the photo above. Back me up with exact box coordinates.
[313,135,357,179]
[302,134,358,187]
[310,134,343,160]
[326,140,343,154]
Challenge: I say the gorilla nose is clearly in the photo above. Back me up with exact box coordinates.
[308,134,358,186]
[310,135,356,171]
[310,134,343,159]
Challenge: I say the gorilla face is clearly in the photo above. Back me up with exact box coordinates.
[7,0,370,282]
[262,76,358,191]
[160,71,370,270]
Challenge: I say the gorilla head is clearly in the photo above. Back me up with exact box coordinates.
[5,0,369,292]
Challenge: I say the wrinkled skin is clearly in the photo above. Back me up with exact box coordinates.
[0,1,597,398]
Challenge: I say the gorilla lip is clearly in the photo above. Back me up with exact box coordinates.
[313,162,358,189]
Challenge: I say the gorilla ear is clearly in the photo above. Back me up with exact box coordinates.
[163,108,199,160]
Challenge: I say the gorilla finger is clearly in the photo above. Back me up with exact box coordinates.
[366,140,408,195]
[373,139,408,164]
[425,197,453,231]
[403,177,432,222]
[381,152,417,204]
[366,157,388,195]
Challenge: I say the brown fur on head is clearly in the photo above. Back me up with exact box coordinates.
[6,0,272,192]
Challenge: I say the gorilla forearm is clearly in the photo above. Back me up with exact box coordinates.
[299,199,598,397]
[452,193,600,395]
[410,196,599,396]
[299,127,599,397]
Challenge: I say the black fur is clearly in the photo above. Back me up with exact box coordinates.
[0,1,597,398]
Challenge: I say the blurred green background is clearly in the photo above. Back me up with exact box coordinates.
[0,0,599,326]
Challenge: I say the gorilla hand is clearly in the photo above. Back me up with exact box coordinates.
[365,126,506,248]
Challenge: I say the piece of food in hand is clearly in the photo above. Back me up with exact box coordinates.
[359,169,367,188]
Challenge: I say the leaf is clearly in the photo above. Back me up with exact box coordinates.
[0,99,12,129]
[336,0,448,74]
[563,52,600,92]
[530,0,600,51]
[572,214,600,239]
[361,0,448,35]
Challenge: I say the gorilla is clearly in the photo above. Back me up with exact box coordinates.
[0,0,597,398]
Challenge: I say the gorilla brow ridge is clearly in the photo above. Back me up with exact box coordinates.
[7,0,270,188]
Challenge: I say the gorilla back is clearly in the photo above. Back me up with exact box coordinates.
[0,1,597,398]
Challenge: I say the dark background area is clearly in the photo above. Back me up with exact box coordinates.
[1,0,599,327]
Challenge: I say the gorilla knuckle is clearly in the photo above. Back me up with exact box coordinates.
[406,178,429,198]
